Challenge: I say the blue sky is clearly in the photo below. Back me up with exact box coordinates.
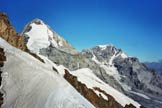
[1,0,162,62]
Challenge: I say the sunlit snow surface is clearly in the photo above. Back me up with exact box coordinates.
[0,38,94,108]
[24,21,63,54]
[71,68,141,108]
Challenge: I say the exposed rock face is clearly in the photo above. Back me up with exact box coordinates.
[81,45,127,66]
[81,45,162,94]
[113,57,162,95]
[40,47,124,92]
[40,47,99,70]
[82,45,127,65]
[0,13,27,51]
[81,45,162,108]
[0,47,6,107]
[64,69,137,108]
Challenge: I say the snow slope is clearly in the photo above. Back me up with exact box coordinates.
[22,38,141,108]
[71,68,141,108]
[0,38,94,108]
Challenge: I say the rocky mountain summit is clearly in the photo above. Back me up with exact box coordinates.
[0,12,162,108]
[82,45,162,94]
[81,45,162,108]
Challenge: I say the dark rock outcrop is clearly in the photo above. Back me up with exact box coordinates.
[0,13,27,51]
[0,47,6,107]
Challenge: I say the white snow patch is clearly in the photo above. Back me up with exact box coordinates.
[98,45,107,50]
[100,65,121,80]
[98,44,114,50]
[109,52,116,65]
[0,38,94,108]
[71,68,141,108]
[92,53,101,64]
[94,90,108,100]
[120,52,128,58]
[58,40,63,47]
[47,29,58,47]
[24,23,59,54]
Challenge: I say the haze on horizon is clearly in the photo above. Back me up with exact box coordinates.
[1,0,162,62]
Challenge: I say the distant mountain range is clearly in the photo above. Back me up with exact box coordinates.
[0,12,162,108]
[144,60,162,73]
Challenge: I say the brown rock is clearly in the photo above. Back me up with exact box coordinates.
[0,13,27,51]
[64,69,141,108]
[64,69,125,108]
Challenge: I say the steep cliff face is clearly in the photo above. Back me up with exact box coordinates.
[0,13,27,51]
[81,45,162,108]
[0,47,6,107]
[81,45,162,94]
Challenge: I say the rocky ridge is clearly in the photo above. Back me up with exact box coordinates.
[81,45,162,108]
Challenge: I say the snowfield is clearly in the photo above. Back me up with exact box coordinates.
[71,68,141,108]
[0,38,94,108]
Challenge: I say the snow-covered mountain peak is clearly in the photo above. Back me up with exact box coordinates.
[82,45,128,66]
[21,19,77,54]
[30,18,44,25]
[98,45,128,58]
[98,44,114,50]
